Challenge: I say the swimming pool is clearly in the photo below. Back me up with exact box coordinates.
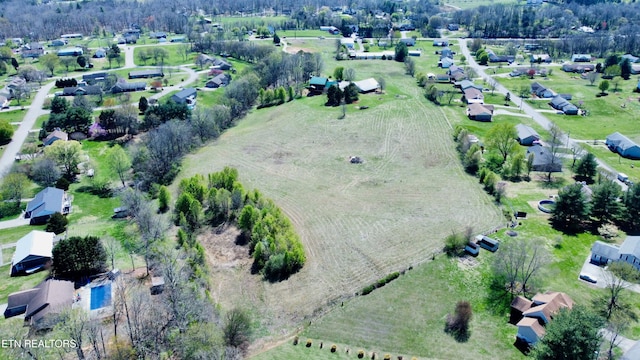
[90,283,112,310]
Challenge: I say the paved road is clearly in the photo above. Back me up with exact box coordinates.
[601,329,637,353]
[458,39,628,190]
[0,81,55,178]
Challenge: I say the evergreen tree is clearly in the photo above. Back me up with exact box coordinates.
[343,83,359,104]
[138,96,149,113]
[46,212,68,234]
[395,42,408,62]
[575,153,598,182]
[620,58,631,80]
[624,183,640,231]
[590,180,623,224]
[551,183,591,231]
[325,85,342,106]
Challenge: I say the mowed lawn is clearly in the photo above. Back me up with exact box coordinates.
[495,70,640,142]
[179,60,503,338]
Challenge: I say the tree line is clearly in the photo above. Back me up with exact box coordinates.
[175,167,306,281]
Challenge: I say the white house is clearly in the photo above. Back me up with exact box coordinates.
[11,231,55,276]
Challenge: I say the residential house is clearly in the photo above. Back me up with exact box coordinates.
[171,88,197,108]
[309,76,328,93]
[439,57,454,68]
[486,49,512,63]
[21,42,44,58]
[590,241,620,266]
[571,54,591,62]
[150,31,167,39]
[526,145,562,173]
[466,103,494,121]
[447,23,460,31]
[0,95,9,109]
[353,78,379,93]
[456,80,483,91]
[60,33,82,39]
[93,48,106,58]
[111,82,146,93]
[619,236,640,271]
[516,124,540,145]
[82,72,107,83]
[462,87,484,104]
[197,54,215,65]
[621,54,639,63]
[549,95,578,115]
[440,47,454,58]
[340,38,355,49]
[605,132,640,160]
[56,47,83,57]
[513,292,574,345]
[43,129,68,146]
[435,74,450,83]
[212,58,232,70]
[408,50,421,57]
[10,230,55,276]
[123,28,141,39]
[48,39,66,47]
[128,70,164,79]
[205,73,231,88]
[400,38,416,46]
[530,54,551,63]
[447,65,464,77]
[25,187,70,225]
[5,279,74,329]
[632,65,640,75]
[170,37,185,43]
[562,63,595,73]
[510,296,533,324]
[530,82,555,98]
[433,39,449,47]
[61,85,102,96]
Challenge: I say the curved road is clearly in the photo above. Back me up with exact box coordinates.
[458,39,628,190]
[0,45,199,180]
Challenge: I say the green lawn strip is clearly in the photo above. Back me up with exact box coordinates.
[278,30,341,38]
[0,110,27,124]
[0,263,48,304]
[494,72,640,141]
[0,225,46,246]
[34,114,48,130]
[302,256,522,360]
[133,44,193,67]
[581,143,640,181]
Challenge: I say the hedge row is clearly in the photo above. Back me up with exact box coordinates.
[361,271,400,296]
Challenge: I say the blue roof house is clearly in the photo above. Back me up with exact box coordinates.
[25,187,70,225]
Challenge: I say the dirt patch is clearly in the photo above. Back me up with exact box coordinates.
[285,46,314,54]
[198,225,253,270]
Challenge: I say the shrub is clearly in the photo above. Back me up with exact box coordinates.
[371,353,376,359]
[293,336,298,345]
[306,339,312,348]
[331,344,337,352]
[358,350,365,358]
[0,202,21,219]
[384,354,391,360]
[361,272,401,295]
[445,300,473,341]
[444,231,467,255]
[46,212,68,234]
[56,177,70,191]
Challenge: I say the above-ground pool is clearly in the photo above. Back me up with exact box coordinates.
[90,283,112,310]
[538,199,556,213]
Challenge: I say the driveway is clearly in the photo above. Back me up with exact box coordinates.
[0,214,30,230]
[579,252,640,293]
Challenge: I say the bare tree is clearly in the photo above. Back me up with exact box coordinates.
[135,201,168,276]
[55,308,89,360]
[545,123,564,181]
[344,68,356,82]
[587,71,599,86]
[598,262,640,320]
[492,238,549,296]
[102,236,122,270]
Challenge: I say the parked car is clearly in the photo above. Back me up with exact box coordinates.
[579,273,597,284]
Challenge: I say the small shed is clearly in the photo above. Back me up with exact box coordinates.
[150,277,165,295]
[353,78,379,93]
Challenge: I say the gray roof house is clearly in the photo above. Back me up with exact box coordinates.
[111,82,146,93]
[128,69,164,79]
[621,54,639,63]
[439,57,454,69]
[571,54,591,62]
[516,124,540,146]
[82,72,108,83]
[591,241,621,266]
[619,236,640,271]
[353,78,379,93]
[10,230,55,276]
[526,145,562,173]
[25,279,74,328]
[400,38,416,46]
[62,85,102,96]
[212,58,232,70]
[171,88,197,107]
[531,82,555,98]
[467,103,494,122]
[606,132,640,160]
[25,187,70,225]
[205,73,231,88]
[456,80,483,91]
[43,129,68,146]
[549,95,578,115]
[4,288,39,318]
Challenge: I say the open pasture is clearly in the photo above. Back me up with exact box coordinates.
[179,59,503,337]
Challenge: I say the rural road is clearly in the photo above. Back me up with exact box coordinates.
[0,81,55,178]
[458,40,628,190]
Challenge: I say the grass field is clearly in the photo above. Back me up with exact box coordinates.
[179,55,504,342]
[0,110,27,124]
[494,70,640,142]
[133,44,195,67]
[278,30,341,38]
